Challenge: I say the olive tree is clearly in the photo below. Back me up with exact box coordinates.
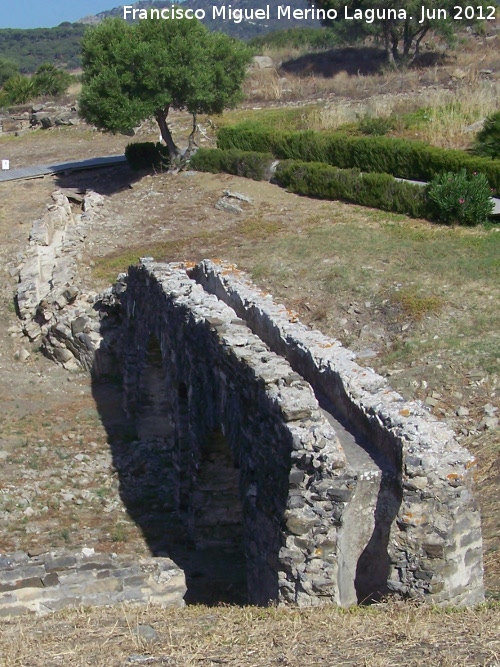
[309,0,494,64]
[79,17,252,158]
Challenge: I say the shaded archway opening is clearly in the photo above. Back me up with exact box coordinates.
[183,427,247,605]
[92,334,248,605]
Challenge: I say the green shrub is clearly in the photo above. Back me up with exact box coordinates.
[125,142,170,171]
[358,115,394,136]
[426,169,494,225]
[190,148,274,180]
[32,63,72,97]
[473,111,500,160]
[274,160,429,218]
[217,125,500,195]
[2,74,36,103]
[0,58,19,87]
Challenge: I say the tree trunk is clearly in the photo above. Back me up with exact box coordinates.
[409,27,429,64]
[155,105,179,159]
[390,28,399,63]
[186,113,198,156]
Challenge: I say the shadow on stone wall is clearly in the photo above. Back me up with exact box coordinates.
[355,475,402,604]
[91,371,248,607]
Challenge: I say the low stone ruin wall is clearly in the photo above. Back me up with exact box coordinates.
[0,549,185,617]
[0,103,79,137]
[122,260,356,606]
[14,188,119,374]
[191,261,485,605]
[118,259,484,607]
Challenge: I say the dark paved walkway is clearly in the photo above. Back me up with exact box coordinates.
[0,155,127,183]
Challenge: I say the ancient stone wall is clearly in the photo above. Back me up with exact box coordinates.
[121,261,356,606]
[14,188,117,374]
[118,259,484,607]
[0,104,79,137]
[192,261,485,605]
[0,550,185,617]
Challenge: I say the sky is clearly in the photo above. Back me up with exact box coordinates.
[0,0,118,29]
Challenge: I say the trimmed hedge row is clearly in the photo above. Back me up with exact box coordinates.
[217,125,500,195]
[274,160,429,218]
[190,148,274,181]
[190,148,493,224]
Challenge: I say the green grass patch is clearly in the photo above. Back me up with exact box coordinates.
[215,105,319,132]
[392,289,443,320]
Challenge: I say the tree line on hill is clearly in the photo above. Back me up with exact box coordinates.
[0,23,85,73]
[0,0,319,74]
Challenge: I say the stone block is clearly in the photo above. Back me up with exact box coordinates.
[44,555,77,572]
[2,118,23,133]
[42,596,82,612]
[42,573,59,587]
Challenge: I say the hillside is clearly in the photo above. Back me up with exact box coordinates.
[0,1,320,73]
[81,0,321,39]
[0,23,85,73]
[0,14,499,663]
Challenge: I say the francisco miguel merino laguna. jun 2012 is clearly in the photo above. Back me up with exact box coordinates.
[122,4,498,24]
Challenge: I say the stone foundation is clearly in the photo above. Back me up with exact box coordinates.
[116,259,484,607]
[0,550,185,617]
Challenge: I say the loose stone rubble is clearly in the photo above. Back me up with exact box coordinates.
[0,103,80,136]
[15,189,117,373]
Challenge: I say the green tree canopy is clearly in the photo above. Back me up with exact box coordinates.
[79,17,252,158]
[0,58,19,87]
[309,1,495,64]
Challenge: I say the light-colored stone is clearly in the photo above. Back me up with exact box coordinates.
[250,55,274,70]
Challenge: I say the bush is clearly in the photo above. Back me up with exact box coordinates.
[274,160,429,218]
[426,169,494,225]
[125,142,170,171]
[32,64,72,97]
[473,111,500,160]
[2,74,36,103]
[358,115,394,136]
[217,125,500,196]
[190,148,274,180]
[0,58,19,87]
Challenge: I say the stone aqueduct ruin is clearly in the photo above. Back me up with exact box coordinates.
[114,258,484,607]
[12,190,485,607]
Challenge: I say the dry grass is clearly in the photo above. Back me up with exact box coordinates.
[243,71,500,149]
[239,70,500,149]
[1,602,499,667]
[243,31,500,150]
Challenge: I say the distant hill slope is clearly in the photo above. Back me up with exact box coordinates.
[0,23,85,73]
[81,0,320,39]
[1,1,320,74]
